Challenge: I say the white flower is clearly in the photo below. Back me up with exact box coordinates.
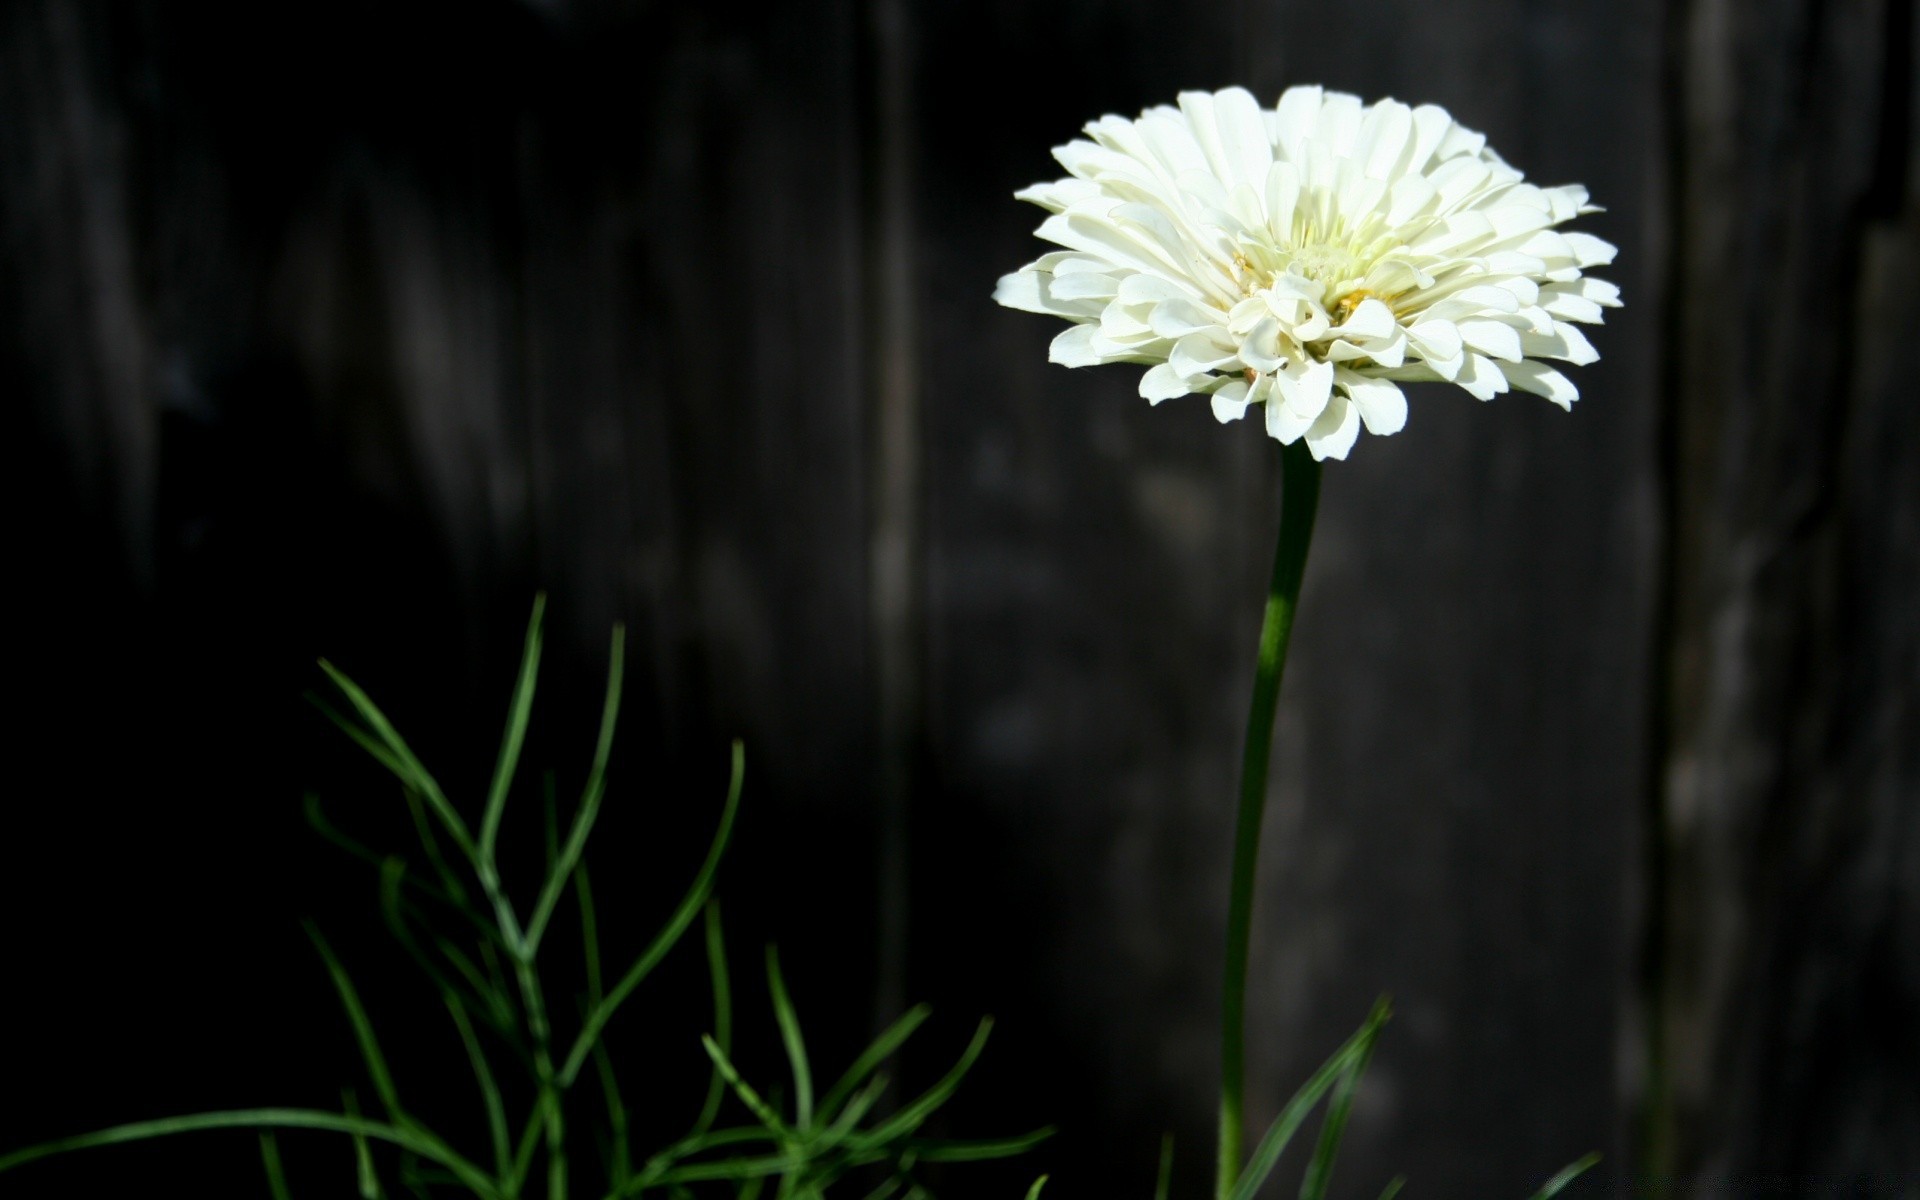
[993,86,1621,461]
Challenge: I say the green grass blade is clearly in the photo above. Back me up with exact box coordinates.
[700,1035,793,1139]
[260,1133,294,1200]
[818,1073,891,1146]
[402,789,472,909]
[906,1128,1054,1162]
[445,992,512,1181]
[592,1040,633,1187]
[574,864,634,1185]
[526,624,626,952]
[817,1004,930,1121]
[561,740,744,1087]
[1155,1133,1174,1200]
[1377,1177,1406,1200]
[692,901,734,1138]
[509,1108,542,1193]
[848,1018,993,1150]
[317,660,474,861]
[1528,1152,1600,1200]
[304,793,384,871]
[309,692,412,782]
[1024,1177,1049,1200]
[377,859,495,1028]
[342,1090,383,1199]
[1229,1002,1390,1200]
[306,924,406,1122]
[480,594,545,866]
[577,862,608,1002]
[765,946,814,1129]
[1300,996,1389,1200]
[0,1109,500,1197]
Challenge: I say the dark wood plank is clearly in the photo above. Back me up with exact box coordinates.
[1649,0,1920,1181]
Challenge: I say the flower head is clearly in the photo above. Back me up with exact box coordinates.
[994,86,1620,461]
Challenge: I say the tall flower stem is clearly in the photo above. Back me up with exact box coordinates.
[1217,438,1322,1199]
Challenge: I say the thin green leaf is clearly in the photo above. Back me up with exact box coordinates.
[377,858,498,1032]
[0,1109,500,1198]
[765,946,815,1128]
[1229,1002,1390,1200]
[309,692,411,783]
[700,1036,793,1138]
[402,788,471,909]
[848,1018,993,1150]
[692,901,733,1138]
[907,1127,1055,1161]
[445,992,511,1181]
[592,1040,633,1187]
[818,1074,891,1145]
[306,924,405,1123]
[1025,1176,1050,1200]
[1377,1177,1406,1200]
[1300,996,1389,1200]
[577,863,633,1185]
[544,770,561,869]
[653,1152,802,1185]
[632,1122,783,1186]
[480,594,546,865]
[817,1005,930,1121]
[859,1178,904,1200]
[342,1090,383,1200]
[318,659,474,861]
[526,624,627,951]
[304,793,383,871]
[561,740,744,1087]
[260,1133,293,1200]
[510,1107,545,1193]
[1528,1152,1600,1200]
[1155,1133,1174,1200]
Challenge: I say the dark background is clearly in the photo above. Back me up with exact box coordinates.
[3,0,1916,1196]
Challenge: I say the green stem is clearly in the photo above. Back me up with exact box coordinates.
[1216,438,1322,1199]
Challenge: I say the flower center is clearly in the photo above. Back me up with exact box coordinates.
[1286,241,1363,285]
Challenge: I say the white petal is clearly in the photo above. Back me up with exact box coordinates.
[1212,87,1274,196]
[1273,85,1324,160]
[1302,393,1361,460]
[1273,357,1335,420]
[1328,297,1397,341]
[1501,360,1580,410]
[1457,318,1525,362]
[1117,272,1199,305]
[1139,362,1193,403]
[1211,379,1252,423]
[1386,174,1438,226]
[1562,232,1617,267]
[1359,99,1414,180]
[1149,297,1226,338]
[1521,320,1599,365]
[1265,160,1300,236]
[1454,351,1510,400]
[1338,369,1408,435]
[994,270,1098,318]
[1406,319,1464,363]
[1014,178,1101,212]
[1170,330,1238,376]
[1048,271,1120,301]
[1048,323,1104,367]
[1239,316,1286,373]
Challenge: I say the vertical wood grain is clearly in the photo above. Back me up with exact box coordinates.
[1650,0,1920,1182]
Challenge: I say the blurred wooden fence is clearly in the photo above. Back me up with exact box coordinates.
[2,0,1915,1195]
